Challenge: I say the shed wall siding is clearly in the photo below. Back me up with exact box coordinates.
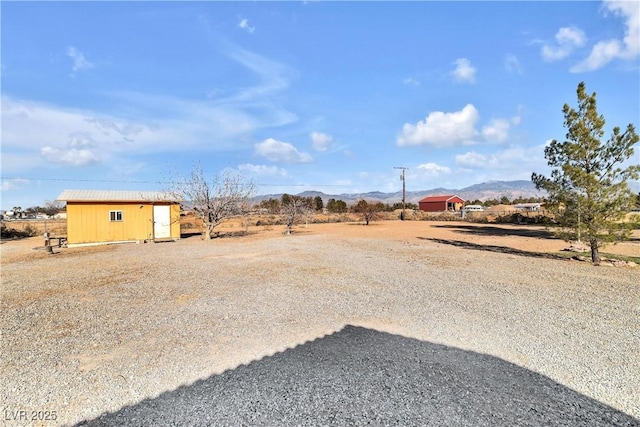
[67,202,180,244]
[419,202,446,212]
[67,203,152,244]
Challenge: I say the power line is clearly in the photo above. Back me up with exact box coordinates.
[0,176,357,188]
[1,177,171,184]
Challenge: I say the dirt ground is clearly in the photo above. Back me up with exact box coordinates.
[184,214,640,259]
[2,218,638,264]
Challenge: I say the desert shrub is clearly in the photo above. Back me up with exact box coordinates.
[1,223,35,239]
[492,212,554,225]
[337,213,353,223]
[441,212,463,221]
[23,224,39,237]
[495,213,522,223]
[464,214,489,224]
[399,210,418,221]
[256,216,284,226]
[419,212,461,221]
[256,217,273,226]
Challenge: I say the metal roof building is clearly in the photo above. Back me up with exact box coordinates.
[56,190,181,203]
[418,195,465,212]
[56,190,181,247]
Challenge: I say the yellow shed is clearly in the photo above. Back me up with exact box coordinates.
[56,190,181,247]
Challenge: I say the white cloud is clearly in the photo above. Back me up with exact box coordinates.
[237,163,287,177]
[206,88,223,98]
[66,46,94,72]
[1,53,298,164]
[311,132,333,152]
[541,26,586,61]
[511,106,523,126]
[571,40,623,72]
[416,163,452,177]
[226,47,293,102]
[254,138,313,163]
[1,178,30,192]
[40,146,100,166]
[1,94,251,172]
[398,104,522,148]
[403,77,420,86]
[396,104,480,147]
[482,119,510,143]
[1,96,182,153]
[455,145,547,176]
[67,132,95,148]
[238,18,255,34]
[112,161,147,176]
[455,151,493,168]
[609,0,640,57]
[571,1,639,72]
[451,58,476,84]
[2,45,298,171]
[505,54,523,74]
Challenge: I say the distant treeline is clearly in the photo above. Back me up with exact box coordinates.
[254,194,554,214]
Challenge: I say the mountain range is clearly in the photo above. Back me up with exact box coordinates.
[254,180,547,204]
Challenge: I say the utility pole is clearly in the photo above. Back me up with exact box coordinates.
[394,166,408,220]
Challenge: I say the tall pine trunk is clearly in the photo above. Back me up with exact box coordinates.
[589,238,600,265]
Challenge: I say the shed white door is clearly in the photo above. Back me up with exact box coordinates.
[153,205,171,239]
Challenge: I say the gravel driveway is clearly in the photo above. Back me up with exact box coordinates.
[1,224,639,426]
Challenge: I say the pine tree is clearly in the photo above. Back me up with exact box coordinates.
[532,82,639,264]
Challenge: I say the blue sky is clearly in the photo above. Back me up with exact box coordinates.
[1,1,639,210]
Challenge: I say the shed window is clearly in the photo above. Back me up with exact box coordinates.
[109,210,123,222]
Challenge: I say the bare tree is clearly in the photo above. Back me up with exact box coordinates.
[42,200,64,218]
[171,165,255,240]
[352,199,384,225]
[281,194,312,235]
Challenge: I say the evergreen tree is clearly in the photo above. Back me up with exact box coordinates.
[326,198,347,213]
[532,82,639,264]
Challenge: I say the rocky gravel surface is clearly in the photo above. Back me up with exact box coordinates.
[1,223,639,426]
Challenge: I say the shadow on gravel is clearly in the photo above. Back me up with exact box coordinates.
[77,325,637,426]
[419,237,569,261]
[432,224,558,240]
[179,232,202,239]
[180,231,260,239]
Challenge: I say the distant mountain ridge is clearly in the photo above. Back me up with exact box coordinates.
[253,180,546,204]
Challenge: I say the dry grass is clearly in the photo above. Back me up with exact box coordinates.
[2,219,67,236]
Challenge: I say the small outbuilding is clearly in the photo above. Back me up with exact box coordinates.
[513,203,542,212]
[418,195,465,212]
[56,190,181,247]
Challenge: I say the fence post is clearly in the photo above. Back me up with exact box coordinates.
[44,231,53,254]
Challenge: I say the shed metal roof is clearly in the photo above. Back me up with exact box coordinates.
[56,190,181,202]
[418,195,464,203]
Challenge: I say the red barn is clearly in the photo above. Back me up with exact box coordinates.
[418,195,465,212]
